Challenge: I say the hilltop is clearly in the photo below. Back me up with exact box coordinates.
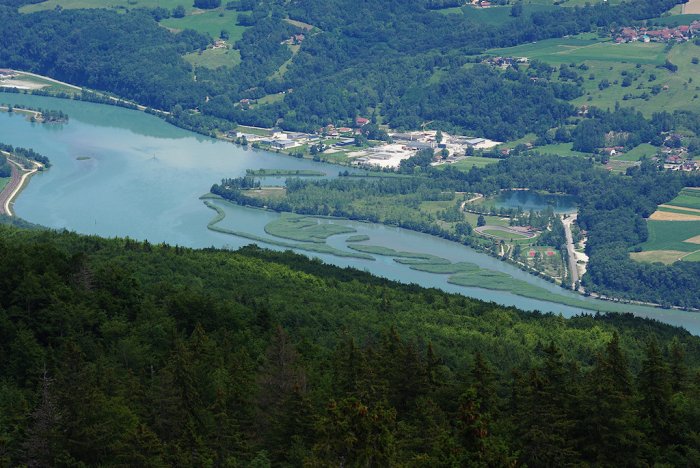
[1,225,700,464]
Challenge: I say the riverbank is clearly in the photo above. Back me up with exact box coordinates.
[1,89,695,317]
[0,153,41,216]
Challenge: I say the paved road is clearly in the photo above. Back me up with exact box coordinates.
[561,214,579,289]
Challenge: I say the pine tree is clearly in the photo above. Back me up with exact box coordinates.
[516,342,579,467]
[638,338,673,447]
[579,333,642,466]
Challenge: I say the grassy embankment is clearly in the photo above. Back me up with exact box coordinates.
[246,169,326,177]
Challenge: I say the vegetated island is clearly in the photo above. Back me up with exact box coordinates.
[0,103,68,124]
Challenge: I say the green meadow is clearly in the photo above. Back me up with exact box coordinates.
[21,0,197,14]
[184,47,241,69]
[490,35,700,116]
[611,143,658,162]
[161,10,247,41]
[439,157,498,170]
[489,35,666,65]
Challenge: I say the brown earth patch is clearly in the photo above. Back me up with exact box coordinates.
[684,235,700,244]
[649,210,700,221]
[630,250,687,264]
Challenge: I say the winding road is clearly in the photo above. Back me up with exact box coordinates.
[0,153,41,217]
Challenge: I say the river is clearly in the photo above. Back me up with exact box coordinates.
[2,93,699,334]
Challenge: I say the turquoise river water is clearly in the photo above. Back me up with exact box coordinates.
[1,93,699,334]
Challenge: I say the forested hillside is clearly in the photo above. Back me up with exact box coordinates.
[0,0,686,137]
[1,226,700,465]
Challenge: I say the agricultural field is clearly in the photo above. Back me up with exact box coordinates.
[633,217,700,264]
[161,10,247,41]
[665,187,700,210]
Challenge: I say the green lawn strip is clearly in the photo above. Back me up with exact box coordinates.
[0,178,9,193]
[668,193,700,210]
[657,205,700,216]
[246,169,326,177]
[346,235,370,243]
[264,214,355,243]
[638,220,700,252]
[203,201,373,260]
[680,250,700,262]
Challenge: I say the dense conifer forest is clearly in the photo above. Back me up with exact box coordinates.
[0,226,700,465]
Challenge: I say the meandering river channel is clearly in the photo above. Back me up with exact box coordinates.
[2,93,699,334]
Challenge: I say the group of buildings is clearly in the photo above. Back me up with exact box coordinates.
[614,22,700,43]
[482,56,528,70]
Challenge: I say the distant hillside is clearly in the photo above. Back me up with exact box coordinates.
[0,0,686,138]
[1,225,700,465]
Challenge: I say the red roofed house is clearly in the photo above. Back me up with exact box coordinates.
[355,117,370,127]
